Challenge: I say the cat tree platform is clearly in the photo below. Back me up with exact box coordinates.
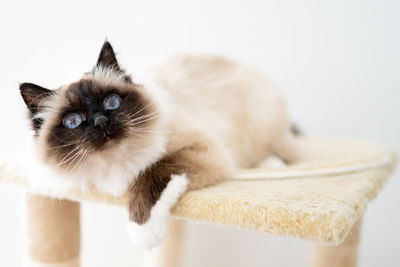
[0,137,396,267]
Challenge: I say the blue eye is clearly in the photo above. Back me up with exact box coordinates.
[103,94,121,110]
[63,113,82,129]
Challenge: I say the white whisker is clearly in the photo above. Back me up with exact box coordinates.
[64,148,86,174]
[56,144,83,167]
[127,110,159,122]
[49,140,82,150]
[129,115,159,127]
[128,103,154,118]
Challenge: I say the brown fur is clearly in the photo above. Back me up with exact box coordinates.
[129,130,229,224]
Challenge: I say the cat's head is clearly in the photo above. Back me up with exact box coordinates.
[20,41,168,175]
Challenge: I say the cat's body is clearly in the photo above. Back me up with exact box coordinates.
[20,42,298,249]
[154,54,296,169]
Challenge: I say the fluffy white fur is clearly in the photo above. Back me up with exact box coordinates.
[126,174,188,249]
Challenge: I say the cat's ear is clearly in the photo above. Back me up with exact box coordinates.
[20,83,53,130]
[20,83,53,114]
[96,41,121,71]
[96,41,133,83]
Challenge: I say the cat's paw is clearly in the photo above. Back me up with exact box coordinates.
[126,219,166,250]
[127,173,188,249]
[258,156,286,169]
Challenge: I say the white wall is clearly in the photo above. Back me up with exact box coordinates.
[0,0,399,266]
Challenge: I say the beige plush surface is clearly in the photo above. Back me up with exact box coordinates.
[0,137,396,245]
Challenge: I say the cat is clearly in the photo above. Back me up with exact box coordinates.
[20,41,299,249]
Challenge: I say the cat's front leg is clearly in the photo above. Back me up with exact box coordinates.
[126,161,188,249]
[126,139,229,249]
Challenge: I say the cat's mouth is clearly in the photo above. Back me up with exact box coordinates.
[100,131,114,145]
[96,124,116,143]
[97,128,122,148]
[104,130,112,141]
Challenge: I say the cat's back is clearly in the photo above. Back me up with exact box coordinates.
[150,54,290,167]
[151,54,260,132]
[151,53,280,110]
[151,54,241,96]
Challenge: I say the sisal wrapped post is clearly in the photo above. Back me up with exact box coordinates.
[308,219,362,267]
[24,194,81,267]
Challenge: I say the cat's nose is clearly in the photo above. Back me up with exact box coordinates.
[93,113,109,128]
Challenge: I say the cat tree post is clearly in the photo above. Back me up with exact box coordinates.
[143,218,185,267]
[24,194,80,267]
[308,219,362,267]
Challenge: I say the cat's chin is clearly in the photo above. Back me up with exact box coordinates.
[95,135,124,151]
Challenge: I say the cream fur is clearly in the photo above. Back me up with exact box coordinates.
[152,55,297,167]
[89,65,128,87]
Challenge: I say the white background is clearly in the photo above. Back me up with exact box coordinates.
[0,0,399,266]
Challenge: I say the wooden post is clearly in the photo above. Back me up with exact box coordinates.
[308,219,362,267]
[24,194,80,267]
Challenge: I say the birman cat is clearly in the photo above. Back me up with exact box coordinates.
[20,41,298,249]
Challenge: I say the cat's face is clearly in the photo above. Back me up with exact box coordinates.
[20,42,163,174]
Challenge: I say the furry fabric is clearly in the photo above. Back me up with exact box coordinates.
[0,137,396,245]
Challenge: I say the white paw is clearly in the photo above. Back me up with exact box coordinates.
[258,156,287,169]
[126,219,167,250]
[127,174,188,249]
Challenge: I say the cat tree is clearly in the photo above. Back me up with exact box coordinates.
[0,137,396,267]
